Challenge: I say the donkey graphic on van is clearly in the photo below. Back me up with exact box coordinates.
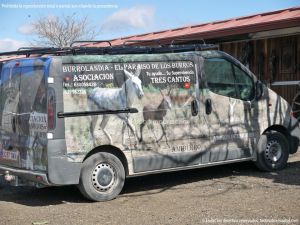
[140,89,172,145]
[87,69,144,146]
[0,44,299,202]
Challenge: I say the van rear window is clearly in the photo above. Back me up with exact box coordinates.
[0,65,47,136]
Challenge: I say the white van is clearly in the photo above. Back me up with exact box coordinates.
[0,44,299,201]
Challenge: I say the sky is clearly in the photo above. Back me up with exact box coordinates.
[0,0,299,52]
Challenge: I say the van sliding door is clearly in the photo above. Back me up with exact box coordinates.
[131,59,203,173]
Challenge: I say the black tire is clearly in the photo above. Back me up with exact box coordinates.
[78,152,125,201]
[255,131,289,171]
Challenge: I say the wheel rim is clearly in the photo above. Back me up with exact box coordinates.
[92,163,115,192]
[265,140,282,163]
[292,93,300,120]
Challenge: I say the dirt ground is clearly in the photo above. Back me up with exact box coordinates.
[0,152,299,225]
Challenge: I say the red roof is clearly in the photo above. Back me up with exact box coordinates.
[86,6,300,47]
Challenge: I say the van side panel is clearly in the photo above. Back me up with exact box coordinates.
[60,54,240,175]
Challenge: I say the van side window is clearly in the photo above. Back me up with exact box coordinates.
[204,58,237,98]
[233,65,254,101]
[204,58,254,101]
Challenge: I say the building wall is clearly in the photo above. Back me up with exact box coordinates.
[220,34,300,105]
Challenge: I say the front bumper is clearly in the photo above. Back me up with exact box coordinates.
[0,165,51,186]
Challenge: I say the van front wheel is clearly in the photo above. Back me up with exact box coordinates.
[255,131,289,171]
[78,152,125,201]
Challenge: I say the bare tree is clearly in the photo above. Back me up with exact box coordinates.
[32,14,99,48]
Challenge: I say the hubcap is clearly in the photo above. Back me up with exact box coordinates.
[265,140,282,163]
[92,163,115,192]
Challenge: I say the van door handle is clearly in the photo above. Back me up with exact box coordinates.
[191,99,198,116]
[205,99,212,115]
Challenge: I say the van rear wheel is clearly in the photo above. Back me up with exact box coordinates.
[255,131,289,171]
[78,152,125,201]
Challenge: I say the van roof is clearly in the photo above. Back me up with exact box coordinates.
[0,43,217,60]
[0,50,227,68]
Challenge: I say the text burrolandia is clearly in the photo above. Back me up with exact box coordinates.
[63,64,112,73]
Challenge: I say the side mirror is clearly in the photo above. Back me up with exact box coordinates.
[256,80,264,100]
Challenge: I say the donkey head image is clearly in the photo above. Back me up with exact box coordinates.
[124,69,144,102]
